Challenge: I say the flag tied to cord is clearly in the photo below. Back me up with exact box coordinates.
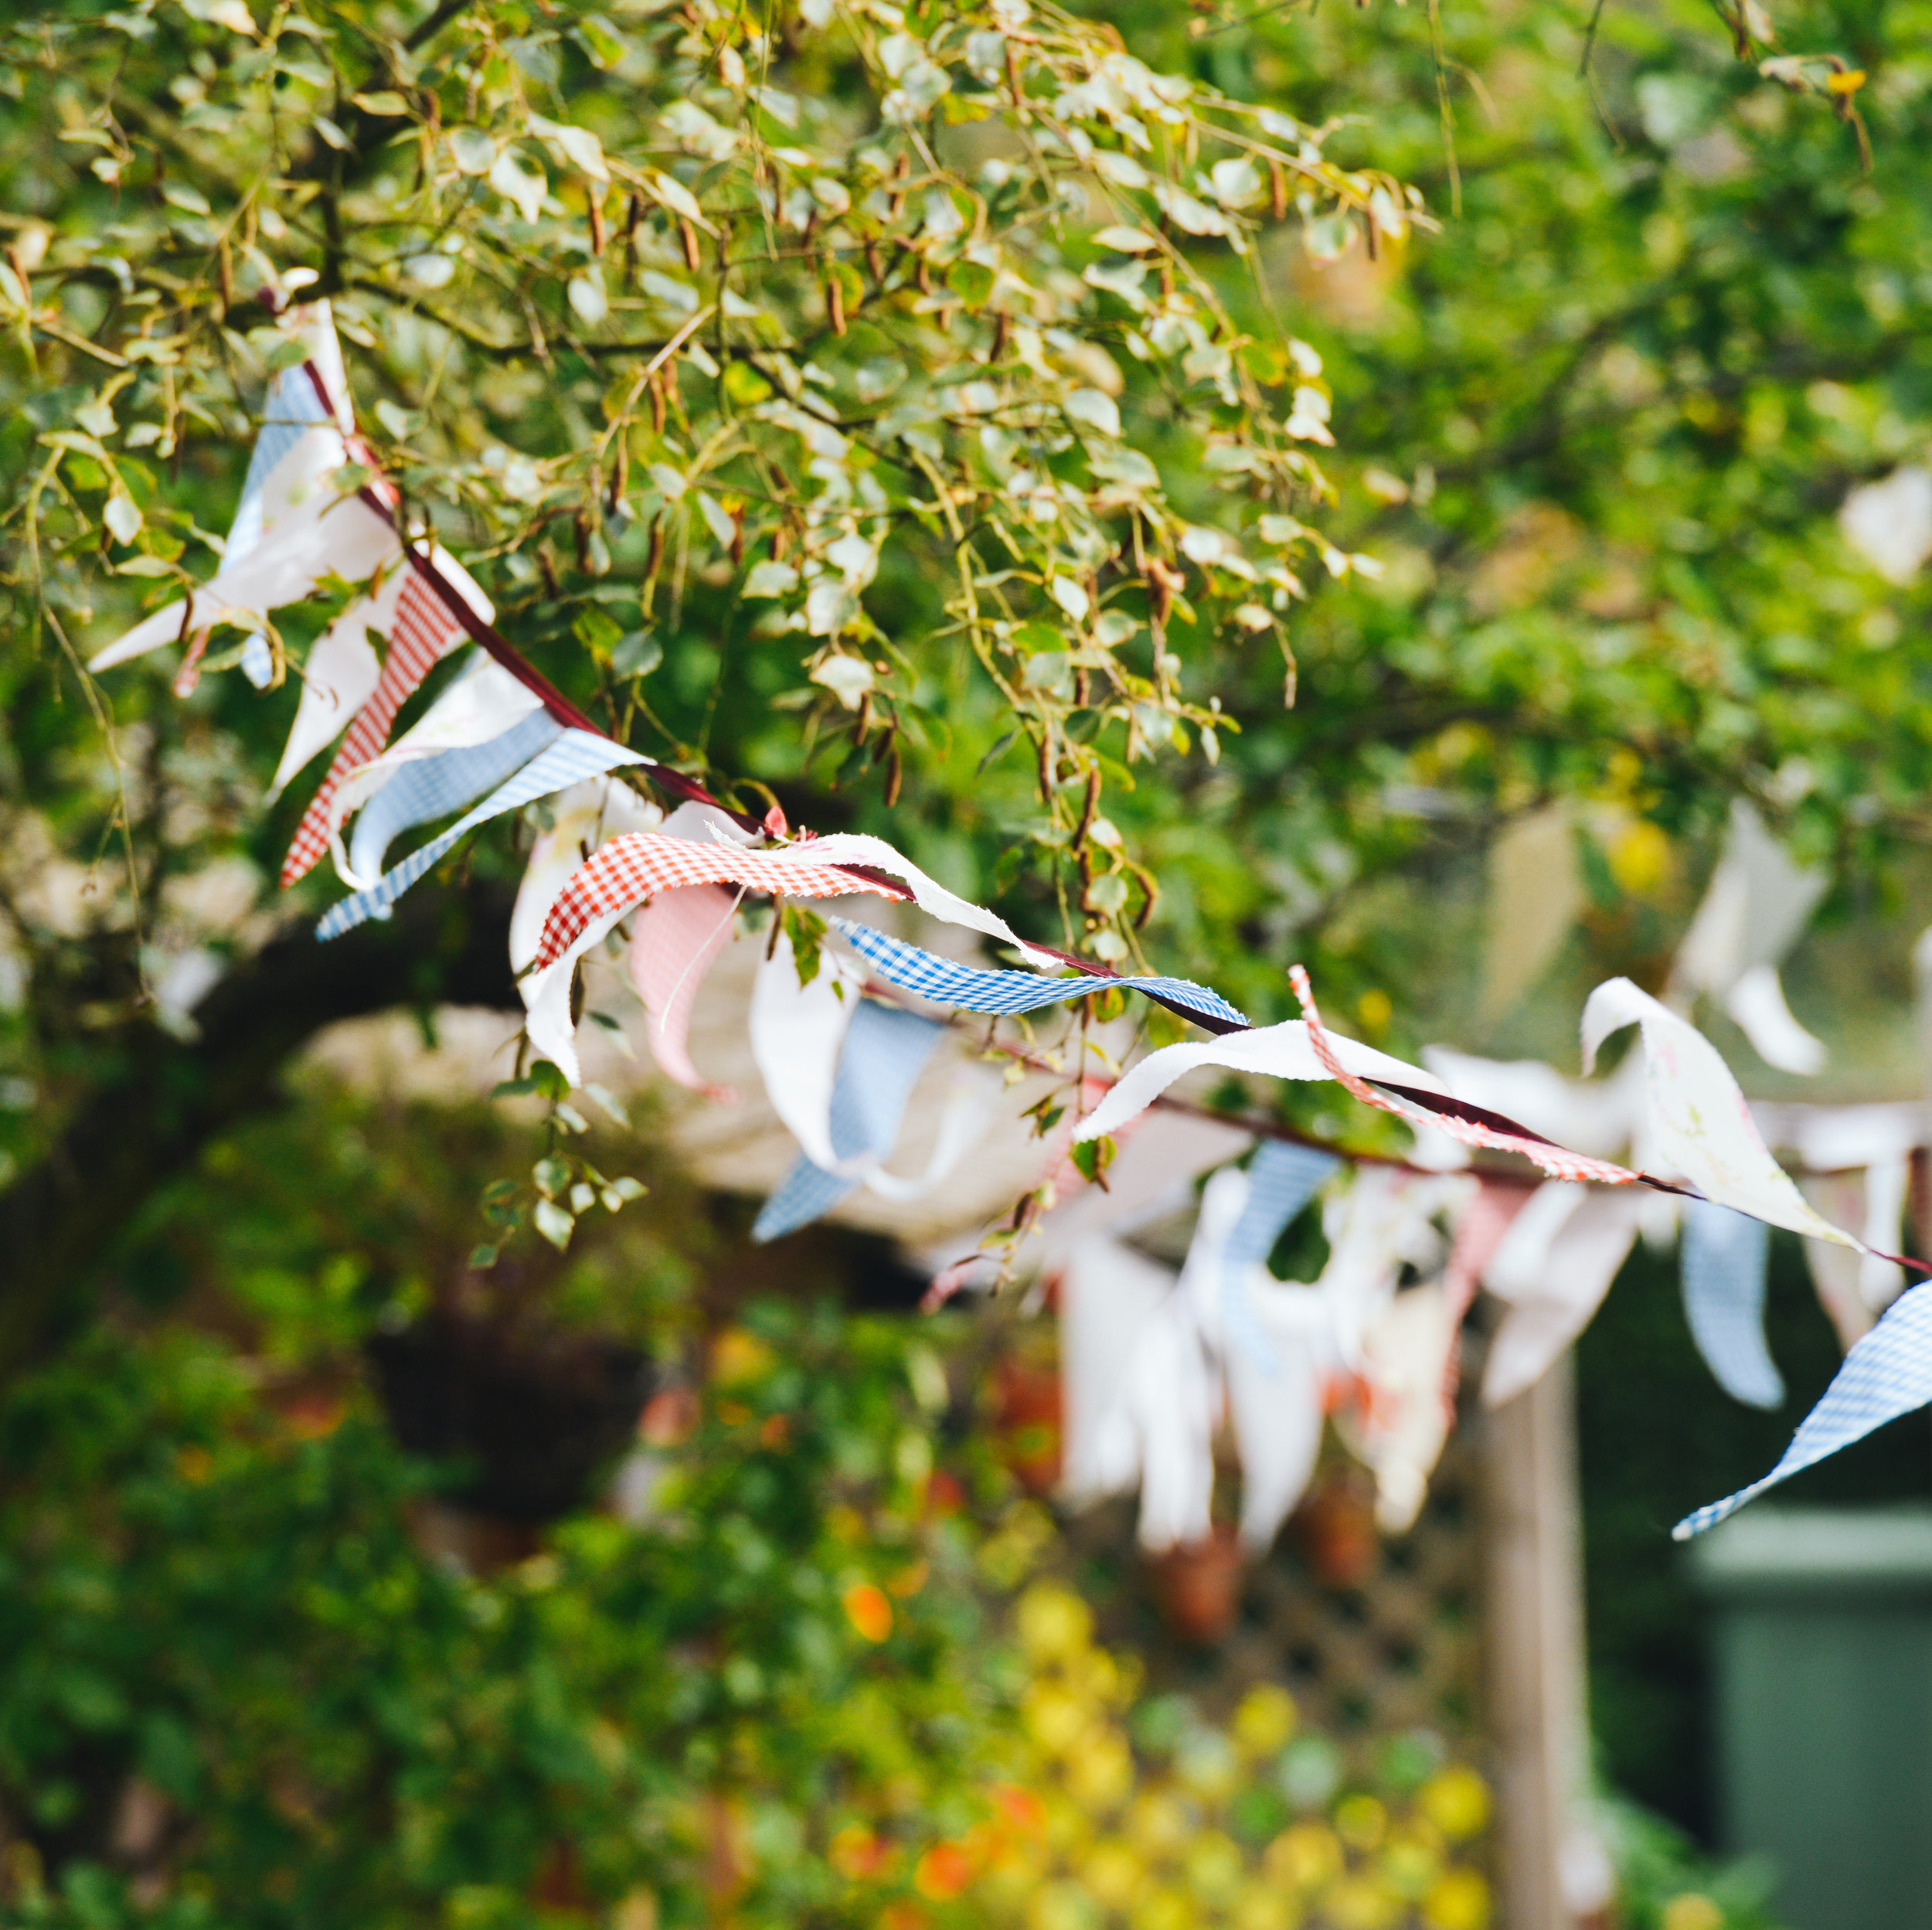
[829,917,1248,1028]
[752,999,947,1243]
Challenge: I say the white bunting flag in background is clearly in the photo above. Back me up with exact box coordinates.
[1673,800,1830,1075]
[1481,1185,1644,1408]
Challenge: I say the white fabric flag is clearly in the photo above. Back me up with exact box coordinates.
[1581,979,1866,1250]
[1075,1022,1448,1145]
[1057,1234,1181,1504]
[1338,1282,1459,1533]
[1673,800,1830,1075]
[266,568,395,798]
[1223,1271,1329,1551]
[750,930,869,1172]
[1481,1184,1645,1407]
[90,466,397,672]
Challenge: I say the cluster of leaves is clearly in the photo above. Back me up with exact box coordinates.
[2,0,1418,972]
[0,1300,1011,1930]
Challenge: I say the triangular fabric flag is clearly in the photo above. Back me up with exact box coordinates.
[283,558,495,885]
[751,998,948,1243]
[1337,1281,1459,1533]
[1680,1200,1781,1410]
[1675,1282,1932,1538]
[91,302,375,685]
[1437,1177,1536,1408]
[531,832,903,975]
[1223,1275,1328,1550]
[1581,979,1866,1248]
[1673,801,1829,1075]
[1074,1020,1450,1145]
[1125,1289,1219,1552]
[345,708,563,887]
[222,310,354,686]
[830,917,1247,1029]
[751,929,868,1173]
[1058,1234,1182,1504]
[266,574,392,799]
[1216,1142,1341,1372]
[509,778,662,974]
[314,730,649,942]
[89,478,397,675]
[1481,1184,1644,1408]
[628,883,742,1100]
[1294,969,1641,1186]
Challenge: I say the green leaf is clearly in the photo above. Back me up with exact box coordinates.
[533,1198,575,1250]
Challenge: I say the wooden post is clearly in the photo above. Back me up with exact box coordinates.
[1481,1353,1610,1930]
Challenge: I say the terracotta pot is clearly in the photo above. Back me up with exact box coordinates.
[1293,1465,1381,1590]
[992,1357,1062,1495]
[1146,1523,1245,1643]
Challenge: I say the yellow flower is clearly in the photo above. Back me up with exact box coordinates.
[1422,1869,1492,1930]
[1328,1877,1400,1930]
[1379,1830,1443,1902]
[1129,1885,1197,1930]
[1023,1683,1091,1757]
[1264,1823,1342,1894]
[710,1328,773,1386]
[1067,1733,1134,1813]
[1175,1733,1240,1803]
[1019,1584,1094,1663]
[1662,1895,1726,1930]
[1232,1686,1298,1758]
[1083,1841,1145,1911]
[1607,818,1672,896]
[1183,1832,1244,1904]
[1231,1881,1301,1930]
[1126,1792,1193,1860]
[1030,1880,1097,1930]
[1333,1794,1387,1852]
[1418,1769,1491,1843]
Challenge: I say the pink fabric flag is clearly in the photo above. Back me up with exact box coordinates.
[627,883,741,1101]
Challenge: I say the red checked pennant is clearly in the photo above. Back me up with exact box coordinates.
[282,570,469,885]
[532,832,904,971]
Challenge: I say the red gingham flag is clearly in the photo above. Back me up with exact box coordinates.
[281,570,467,886]
[1289,965,1642,1190]
[533,833,900,970]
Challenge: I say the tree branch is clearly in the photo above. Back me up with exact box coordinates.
[0,883,523,1388]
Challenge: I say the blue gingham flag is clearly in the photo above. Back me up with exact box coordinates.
[1219,1141,1341,1370]
[315,728,648,940]
[829,918,1248,1029]
[227,364,338,687]
[1675,1281,1932,1538]
[347,710,563,883]
[1681,1200,1783,1410]
[753,997,945,1242]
